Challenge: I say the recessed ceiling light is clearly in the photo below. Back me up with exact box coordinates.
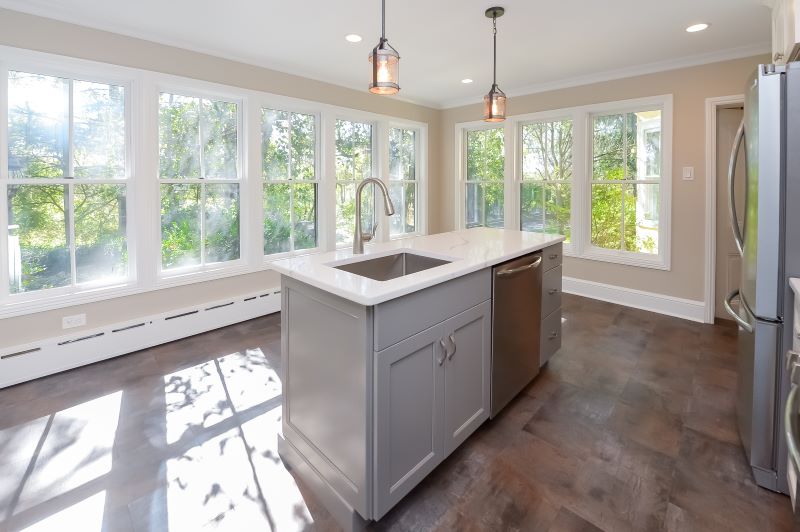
[686,23,709,33]
[345,33,362,43]
[461,78,474,84]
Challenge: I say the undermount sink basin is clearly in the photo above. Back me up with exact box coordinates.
[332,252,452,281]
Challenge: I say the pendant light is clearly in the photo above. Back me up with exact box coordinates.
[369,0,400,95]
[483,7,506,122]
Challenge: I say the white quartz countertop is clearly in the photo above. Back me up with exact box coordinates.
[791,278,800,297]
[269,228,565,306]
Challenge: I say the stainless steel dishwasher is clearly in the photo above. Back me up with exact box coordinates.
[491,252,542,417]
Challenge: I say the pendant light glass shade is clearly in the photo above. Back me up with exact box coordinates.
[483,7,506,122]
[369,39,400,94]
[483,84,506,122]
[369,0,400,95]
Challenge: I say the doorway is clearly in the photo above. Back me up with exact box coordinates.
[713,104,746,321]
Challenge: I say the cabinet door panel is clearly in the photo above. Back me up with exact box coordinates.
[443,300,491,456]
[374,324,444,519]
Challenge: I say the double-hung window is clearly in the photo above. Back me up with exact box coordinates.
[388,127,418,237]
[590,109,662,256]
[464,127,504,228]
[262,108,318,255]
[335,119,373,245]
[6,71,129,295]
[520,119,573,241]
[158,92,241,272]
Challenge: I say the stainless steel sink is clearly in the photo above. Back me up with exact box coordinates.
[332,252,452,281]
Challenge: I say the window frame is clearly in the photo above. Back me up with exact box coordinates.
[0,58,137,307]
[156,86,247,278]
[454,94,672,270]
[386,122,424,240]
[0,46,428,319]
[259,105,322,260]
[454,120,513,231]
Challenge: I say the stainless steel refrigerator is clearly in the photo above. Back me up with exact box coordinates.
[725,63,800,494]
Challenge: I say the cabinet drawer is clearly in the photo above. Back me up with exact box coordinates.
[542,266,562,318]
[540,309,562,367]
[374,268,491,351]
[542,243,563,272]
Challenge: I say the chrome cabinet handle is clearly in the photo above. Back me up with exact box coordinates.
[788,351,800,385]
[548,330,558,339]
[728,120,745,256]
[548,288,559,295]
[447,333,456,360]
[549,254,559,260]
[723,289,753,333]
[497,256,542,277]
[437,339,447,366]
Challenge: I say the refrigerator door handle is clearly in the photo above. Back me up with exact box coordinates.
[728,119,746,256]
[724,289,753,333]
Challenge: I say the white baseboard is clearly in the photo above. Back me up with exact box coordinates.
[562,276,706,323]
[0,287,282,389]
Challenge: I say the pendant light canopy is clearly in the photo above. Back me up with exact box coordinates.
[369,0,400,95]
[483,7,506,122]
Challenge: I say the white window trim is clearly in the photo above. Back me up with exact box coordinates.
[387,122,426,240]
[454,94,672,271]
[0,45,428,319]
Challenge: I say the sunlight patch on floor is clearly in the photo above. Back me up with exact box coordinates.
[164,360,232,444]
[242,406,314,532]
[20,490,106,532]
[15,391,122,514]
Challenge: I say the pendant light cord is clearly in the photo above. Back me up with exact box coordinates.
[382,0,386,40]
[492,15,497,85]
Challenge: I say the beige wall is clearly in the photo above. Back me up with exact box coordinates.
[435,55,768,301]
[0,9,441,348]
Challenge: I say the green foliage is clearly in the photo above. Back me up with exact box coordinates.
[465,128,504,227]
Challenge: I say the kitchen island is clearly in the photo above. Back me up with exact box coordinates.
[270,228,564,530]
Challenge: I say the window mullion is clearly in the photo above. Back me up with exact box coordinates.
[68,183,77,285]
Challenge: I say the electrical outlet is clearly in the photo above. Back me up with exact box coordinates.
[62,313,86,329]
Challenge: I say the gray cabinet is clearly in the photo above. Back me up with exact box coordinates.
[443,301,491,455]
[540,243,563,367]
[374,299,491,519]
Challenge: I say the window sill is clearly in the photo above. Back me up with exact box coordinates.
[264,247,324,263]
[0,260,285,320]
[574,248,669,271]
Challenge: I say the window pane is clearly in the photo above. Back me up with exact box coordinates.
[159,94,201,179]
[8,72,70,178]
[389,182,416,236]
[635,110,662,179]
[291,113,316,180]
[205,183,240,263]
[73,80,126,178]
[336,182,374,245]
[293,183,317,250]
[522,120,572,181]
[521,124,546,180]
[466,183,503,229]
[466,128,504,182]
[591,184,623,250]
[389,128,415,181]
[8,184,70,293]
[263,183,290,254]
[75,184,127,283]
[336,120,372,181]
[262,109,289,181]
[202,100,238,179]
[161,183,201,269]
[592,114,624,181]
[520,182,571,242]
[627,183,659,254]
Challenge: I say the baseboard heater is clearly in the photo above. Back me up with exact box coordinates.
[0,288,282,389]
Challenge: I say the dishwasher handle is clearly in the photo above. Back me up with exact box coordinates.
[496,256,542,277]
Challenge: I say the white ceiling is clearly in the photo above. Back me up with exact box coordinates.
[0,0,772,108]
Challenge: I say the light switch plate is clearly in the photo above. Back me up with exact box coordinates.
[682,167,694,180]
[62,313,86,329]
